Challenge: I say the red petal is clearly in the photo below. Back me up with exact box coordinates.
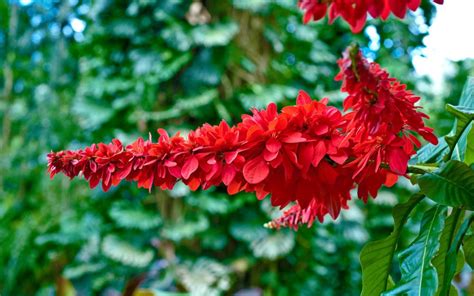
[297,90,312,105]
[227,180,242,195]
[243,157,269,184]
[266,138,282,153]
[224,151,239,164]
[222,165,236,186]
[187,178,201,191]
[384,172,399,187]
[314,124,329,135]
[329,152,348,165]
[264,149,279,162]
[389,0,408,18]
[299,143,315,172]
[407,0,421,11]
[312,141,327,167]
[181,155,199,179]
[282,132,306,143]
[387,148,409,175]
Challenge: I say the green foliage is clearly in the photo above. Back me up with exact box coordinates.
[101,234,154,268]
[360,194,424,296]
[383,206,447,296]
[1,0,472,295]
[412,77,474,164]
[465,127,474,165]
[463,234,474,269]
[362,77,474,296]
[176,258,231,296]
[445,104,474,161]
[418,160,474,209]
[191,22,239,47]
[438,216,473,296]
[250,231,295,259]
[109,201,162,230]
[433,209,464,295]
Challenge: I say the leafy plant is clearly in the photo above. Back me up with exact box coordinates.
[1,0,473,295]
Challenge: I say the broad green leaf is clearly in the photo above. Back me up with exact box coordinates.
[360,194,424,296]
[439,216,474,296]
[411,139,448,165]
[418,160,474,210]
[413,78,474,164]
[383,205,447,296]
[445,104,474,161]
[432,208,464,295]
[465,124,474,165]
[459,76,474,108]
[463,234,474,269]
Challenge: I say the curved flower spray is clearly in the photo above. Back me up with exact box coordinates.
[48,47,437,229]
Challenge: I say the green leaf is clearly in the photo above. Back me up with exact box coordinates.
[176,258,231,295]
[230,221,267,243]
[63,263,105,279]
[134,290,189,296]
[432,208,464,295]
[465,124,474,165]
[101,235,154,268]
[458,76,474,108]
[157,53,193,83]
[411,138,448,165]
[360,194,424,296]
[463,234,474,269]
[238,84,298,110]
[439,216,474,296]
[445,104,474,160]
[250,231,295,259]
[73,97,115,130]
[232,0,269,12]
[418,160,474,210]
[135,90,218,122]
[192,22,239,47]
[413,78,474,164]
[383,205,447,296]
[109,201,162,230]
[161,215,209,242]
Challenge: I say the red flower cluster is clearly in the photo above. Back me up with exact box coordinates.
[298,0,444,33]
[48,47,437,229]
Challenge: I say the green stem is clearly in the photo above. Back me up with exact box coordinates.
[378,163,438,175]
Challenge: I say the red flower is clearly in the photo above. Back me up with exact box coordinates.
[47,47,437,228]
[298,0,444,33]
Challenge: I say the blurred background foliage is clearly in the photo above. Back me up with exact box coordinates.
[1,0,473,295]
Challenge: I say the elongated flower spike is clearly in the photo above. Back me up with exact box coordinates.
[48,47,437,229]
[298,0,444,33]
